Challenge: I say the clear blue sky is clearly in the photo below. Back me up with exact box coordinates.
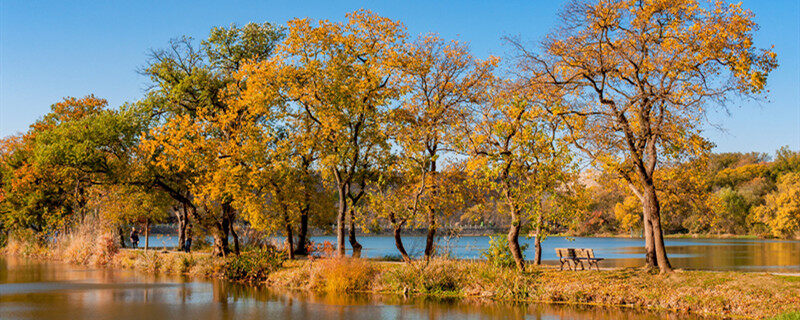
[1,0,798,154]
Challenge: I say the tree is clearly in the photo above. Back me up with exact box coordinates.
[0,95,117,236]
[140,22,284,256]
[241,10,406,256]
[614,195,642,235]
[391,34,496,261]
[510,0,777,272]
[754,172,800,238]
[462,82,575,271]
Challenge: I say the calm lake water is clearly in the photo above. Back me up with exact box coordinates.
[0,256,698,320]
[140,235,800,273]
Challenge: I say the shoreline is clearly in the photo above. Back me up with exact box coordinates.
[3,241,799,320]
[139,227,800,241]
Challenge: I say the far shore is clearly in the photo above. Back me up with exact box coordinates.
[140,224,800,241]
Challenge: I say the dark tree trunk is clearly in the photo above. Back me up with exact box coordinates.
[118,227,127,248]
[229,222,240,256]
[348,207,362,258]
[389,213,411,263]
[223,202,239,256]
[294,203,309,256]
[533,212,543,266]
[423,209,436,261]
[642,181,672,273]
[507,211,525,271]
[424,160,438,261]
[144,219,150,251]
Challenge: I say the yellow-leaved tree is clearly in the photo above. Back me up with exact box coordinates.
[462,81,576,271]
[240,10,406,256]
[509,0,777,272]
[754,172,800,238]
[389,34,496,261]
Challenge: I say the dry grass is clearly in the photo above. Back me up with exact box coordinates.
[268,258,800,319]
[268,257,379,292]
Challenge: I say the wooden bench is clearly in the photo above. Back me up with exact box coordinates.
[575,248,604,270]
[555,248,580,270]
[555,248,604,271]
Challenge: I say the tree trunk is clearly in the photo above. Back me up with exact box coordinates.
[118,227,126,248]
[336,185,347,257]
[643,182,672,273]
[390,212,411,263]
[294,203,309,256]
[533,212,543,266]
[212,212,230,257]
[176,203,188,251]
[186,205,197,253]
[643,211,656,268]
[348,207,362,258]
[423,209,436,261]
[229,222,240,256]
[424,160,438,261]
[284,213,295,260]
[144,219,150,251]
[220,202,239,256]
[508,212,525,272]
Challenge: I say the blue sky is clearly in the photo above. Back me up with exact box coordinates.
[1,0,798,154]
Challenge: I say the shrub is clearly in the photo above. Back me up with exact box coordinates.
[464,262,539,300]
[480,236,528,268]
[135,250,163,273]
[90,233,119,265]
[225,248,286,282]
[381,259,464,295]
[310,258,378,292]
[307,240,335,258]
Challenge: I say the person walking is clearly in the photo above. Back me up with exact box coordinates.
[130,227,140,249]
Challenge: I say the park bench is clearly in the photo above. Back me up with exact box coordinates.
[575,248,604,270]
[555,248,604,271]
[555,248,580,270]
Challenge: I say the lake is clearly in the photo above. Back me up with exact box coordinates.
[138,235,800,273]
[0,256,698,320]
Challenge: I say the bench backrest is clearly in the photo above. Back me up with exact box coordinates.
[575,248,595,258]
[555,248,572,258]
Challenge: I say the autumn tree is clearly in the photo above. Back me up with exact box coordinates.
[754,172,800,238]
[140,22,284,256]
[510,0,777,272]
[391,34,496,261]
[462,82,575,271]
[0,96,124,237]
[241,10,406,256]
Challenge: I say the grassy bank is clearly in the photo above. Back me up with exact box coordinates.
[3,236,799,320]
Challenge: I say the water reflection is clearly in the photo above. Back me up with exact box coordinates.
[0,256,700,320]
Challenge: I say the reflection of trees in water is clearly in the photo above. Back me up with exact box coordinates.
[574,240,800,271]
[206,281,698,320]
